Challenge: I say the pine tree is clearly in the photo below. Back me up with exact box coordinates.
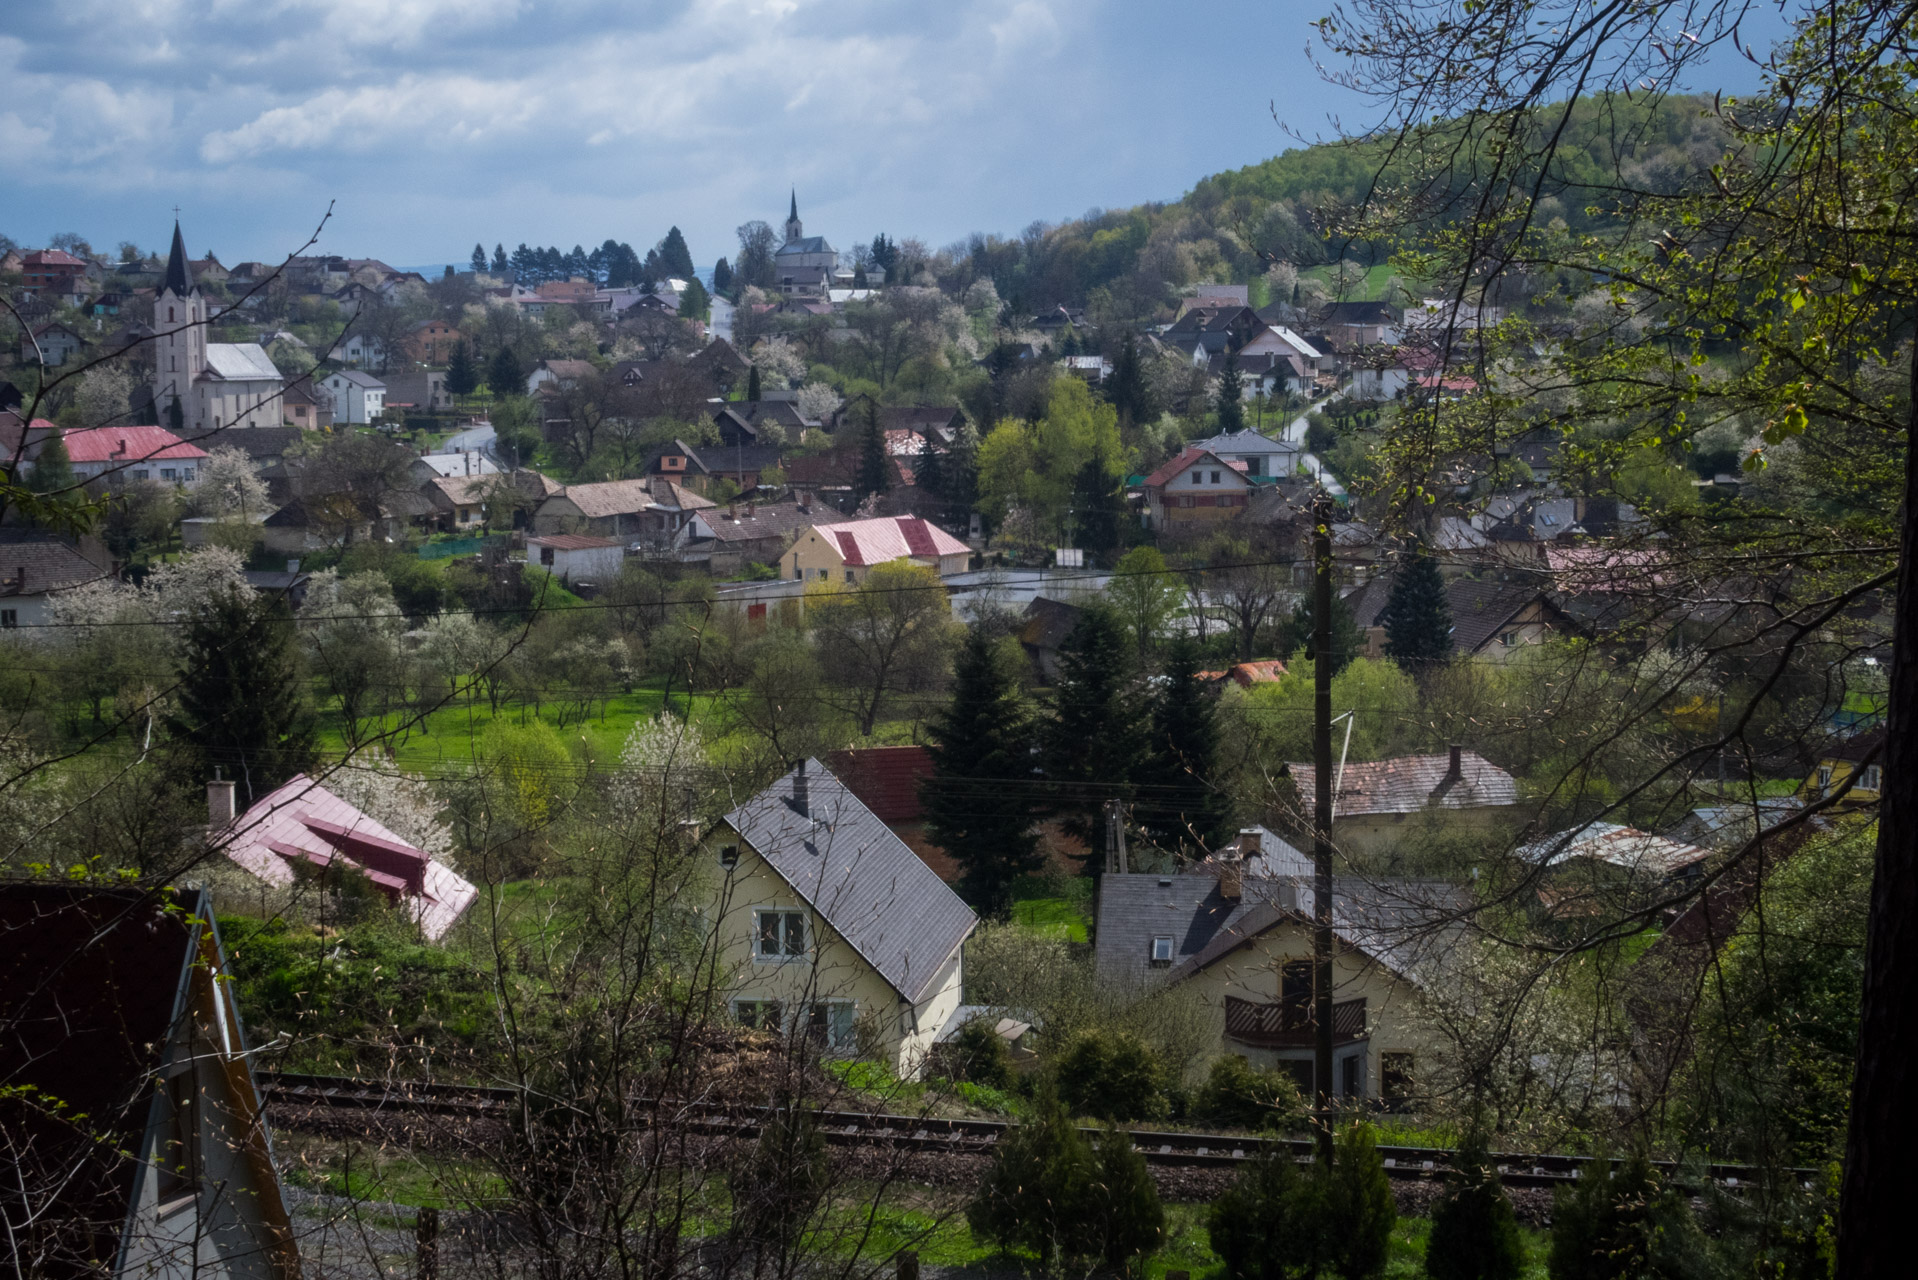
[1216,346,1247,434]
[1150,635,1233,853]
[746,365,762,403]
[1322,1122,1397,1280]
[26,430,74,495]
[1044,602,1150,861]
[492,243,508,274]
[1425,1132,1525,1280]
[469,243,487,274]
[922,628,1039,917]
[713,257,733,294]
[168,587,316,806]
[446,341,478,397]
[657,226,696,279]
[487,346,524,399]
[856,401,890,502]
[968,1082,1094,1270]
[1108,331,1153,429]
[1381,542,1453,668]
[1281,588,1365,677]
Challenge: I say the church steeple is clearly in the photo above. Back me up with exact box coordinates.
[162,220,197,297]
[784,191,803,245]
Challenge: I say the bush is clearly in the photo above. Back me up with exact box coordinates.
[1083,1126,1166,1273]
[1209,1148,1324,1280]
[1323,1122,1397,1280]
[1054,1028,1168,1122]
[1425,1133,1524,1280]
[1192,1054,1306,1131]
[949,1017,1015,1090]
[1548,1151,1709,1280]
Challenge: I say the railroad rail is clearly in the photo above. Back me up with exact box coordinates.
[257,1071,1806,1191]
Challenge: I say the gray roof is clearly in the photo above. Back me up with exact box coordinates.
[1290,750,1520,818]
[777,236,837,257]
[203,343,281,381]
[723,759,976,1004]
[1093,869,1466,993]
[1195,428,1298,456]
[0,531,111,596]
[325,369,385,389]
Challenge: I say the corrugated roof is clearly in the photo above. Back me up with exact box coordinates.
[203,343,281,381]
[1518,822,1711,877]
[1290,750,1520,817]
[724,760,975,1004]
[58,425,208,464]
[529,533,623,550]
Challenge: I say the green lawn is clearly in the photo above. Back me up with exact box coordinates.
[1009,873,1094,942]
[1301,261,1404,301]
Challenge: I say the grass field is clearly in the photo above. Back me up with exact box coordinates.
[1301,261,1405,302]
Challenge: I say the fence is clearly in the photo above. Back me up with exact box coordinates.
[417,536,506,561]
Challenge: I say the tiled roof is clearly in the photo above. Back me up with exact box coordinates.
[535,359,596,379]
[555,478,662,518]
[826,746,935,824]
[826,515,968,566]
[724,760,975,1003]
[427,474,492,505]
[1144,446,1227,488]
[1290,749,1520,817]
[529,533,623,550]
[0,530,112,596]
[58,425,208,464]
[692,501,845,544]
[219,774,476,940]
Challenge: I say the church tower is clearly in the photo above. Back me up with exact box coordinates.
[153,221,207,431]
[784,190,803,245]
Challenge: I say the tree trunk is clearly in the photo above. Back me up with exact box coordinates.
[1838,354,1918,1272]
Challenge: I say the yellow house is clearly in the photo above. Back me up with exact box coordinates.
[1799,727,1884,806]
[784,515,971,585]
[702,759,977,1079]
[1094,859,1460,1105]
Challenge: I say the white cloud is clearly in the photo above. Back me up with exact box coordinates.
[200,76,541,162]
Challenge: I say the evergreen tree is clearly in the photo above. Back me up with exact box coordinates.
[469,243,487,274]
[26,430,74,495]
[677,278,710,321]
[1548,1152,1708,1280]
[1381,542,1454,668]
[1322,1123,1397,1280]
[1281,587,1365,677]
[968,1082,1094,1270]
[869,233,897,276]
[1209,1148,1325,1280]
[1069,450,1126,564]
[487,345,524,399]
[491,243,508,274]
[1044,602,1150,860]
[1108,332,1153,429]
[746,365,762,403]
[168,587,316,806]
[1425,1133,1525,1280]
[1150,635,1233,853]
[1083,1127,1166,1274]
[165,395,185,434]
[509,243,536,281]
[922,628,1039,918]
[852,262,868,289]
[1054,1029,1168,1121]
[856,401,890,502]
[915,435,946,511]
[446,341,478,397]
[1216,346,1247,434]
[713,257,733,294]
[657,226,696,279]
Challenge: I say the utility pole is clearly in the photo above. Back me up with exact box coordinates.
[1311,486,1336,1168]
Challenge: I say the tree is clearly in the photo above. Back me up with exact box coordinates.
[807,561,953,736]
[25,430,74,497]
[676,278,710,322]
[1044,602,1150,855]
[1069,449,1127,564]
[734,221,778,290]
[1322,1123,1396,1280]
[946,1018,1016,1089]
[491,243,507,273]
[1205,534,1295,663]
[1280,584,1364,677]
[968,1082,1095,1269]
[1149,635,1233,854]
[1055,1028,1169,1121]
[1548,1152,1704,1280]
[856,400,890,503]
[446,340,478,397]
[655,226,696,280]
[1209,1148,1324,1280]
[470,243,487,274]
[1381,543,1452,668]
[1108,331,1155,430]
[191,447,270,519]
[922,628,1039,918]
[1425,1132,1525,1280]
[1215,345,1246,435]
[487,344,524,398]
[167,586,317,806]
[1191,1055,1306,1131]
[1081,1126,1166,1274]
[745,365,761,403]
[712,257,732,295]
[1108,546,1181,657]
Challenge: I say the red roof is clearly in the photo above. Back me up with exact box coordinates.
[22,248,87,268]
[824,515,969,567]
[529,533,624,551]
[1144,446,1228,488]
[827,746,935,823]
[57,425,208,464]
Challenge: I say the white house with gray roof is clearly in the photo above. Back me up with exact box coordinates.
[700,759,977,1079]
[321,369,387,424]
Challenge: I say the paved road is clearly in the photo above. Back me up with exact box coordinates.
[709,295,735,345]
[436,423,496,458]
[1279,410,1347,498]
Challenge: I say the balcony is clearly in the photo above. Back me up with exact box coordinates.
[1224,994,1367,1049]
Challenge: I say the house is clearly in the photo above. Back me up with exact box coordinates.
[535,278,596,305]
[783,515,971,585]
[321,369,386,424]
[1176,284,1251,315]
[422,474,493,530]
[525,358,596,396]
[1161,305,1261,364]
[0,883,299,1280]
[1344,575,1577,662]
[0,530,113,628]
[404,319,462,364]
[282,377,332,429]
[1093,863,1459,1102]
[218,773,478,939]
[1192,428,1301,481]
[715,400,812,444]
[699,759,976,1079]
[36,425,210,488]
[1287,746,1523,859]
[532,476,716,540]
[1142,447,1253,533]
[1198,660,1288,689]
[243,568,312,609]
[18,247,90,301]
[771,194,841,298]
[1518,822,1713,897]
[411,451,497,483]
[1239,324,1323,377]
[1800,727,1884,807]
[382,369,452,413]
[1016,595,1085,684]
[824,745,954,880]
[24,321,88,365]
[1065,355,1112,383]
[1317,300,1402,348]
[192,253,230,287]
[651,438,788,495]
[151,225,285,433]
[329,328,385,369]
[528,532,626,585]
[260,492,433,553]
[674,499,847,574]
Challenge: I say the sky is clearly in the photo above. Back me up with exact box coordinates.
[0,0,1789,271]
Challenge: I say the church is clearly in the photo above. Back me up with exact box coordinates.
[773,193,855,297]
[152,223,285,433]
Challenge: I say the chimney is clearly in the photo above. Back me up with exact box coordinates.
[207,772,236,826]
[1219,861,1243,901]
[746,501,755,518]
[1447,744,1463,780]
[1238,827,1261,856]
[792,758,809,817]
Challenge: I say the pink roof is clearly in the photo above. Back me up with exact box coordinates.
[218,774,477,940]
[23,249,87,268]
[57,425,208,464]
[825,516,969,567]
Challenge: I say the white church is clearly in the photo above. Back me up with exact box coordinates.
[152,222,285,433]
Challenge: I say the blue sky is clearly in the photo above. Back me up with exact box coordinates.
[0,0,1787,270]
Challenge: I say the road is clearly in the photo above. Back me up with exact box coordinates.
[436,423,496,458]
[1278,409,1347,498]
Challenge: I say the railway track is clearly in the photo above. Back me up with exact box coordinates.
[258,1071,1804,1191]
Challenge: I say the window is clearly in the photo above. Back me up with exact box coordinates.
[133,469,148,480]
[756,909,807,959]
[1818,764,1834,794]
[845,569,855,583]
[539,546,555,566]
[1210,470,1222,483]
[719,844,739,871]
[1340,1053,1364,1099]
[733,999,783,1032]
[807,1001,857,1051]
[1499,631,1518,647]
[1861,764,1883,792]
[1149,936,1174,966]
[1381,1053,1416,1109]
[0,610,16,629]
[161,468,176,481]
[1281,959,1314,1015]
[154,1069,199,1207]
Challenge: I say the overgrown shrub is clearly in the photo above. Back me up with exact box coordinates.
[1054,1028,1167,1121]
[1548,1151,1710,1280]
[1192,1054,1305,1131]
[1323,1122,1397,1280]
[1208,1148,1324,1280]
[1425,1133,1525,1280]
[949,1017,1015,1090]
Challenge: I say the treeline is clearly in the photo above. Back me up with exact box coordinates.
[468,226,699,288]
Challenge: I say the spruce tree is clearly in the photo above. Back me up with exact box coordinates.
[856,401,890,502]
[677,278,710,321]
[1108,332,1153,429]
[1425,1132,1525,1280]
[469,243,487,274]
[1381,542,1453,668]
[1082,1127,1166,1273]
[713,257,733,294]
[446,341,478,397]
[1322,1122,1397,1280]
[1216,346,1247,434]
[1150,635,1233,853]
[1044,602,1150,861]
[1209,1148,1324,1280]
[852,262,868,288]
[915,435,946,511]
[1069,453,1126,564]
[491,243,508,274]
[922,628,1040,918]
[487,345,524,399]
[27,430,74,495]
[657,226,696,279]
[1282,588,1365,677]
[746,365,762,403]
[968,1082,1094,1269]
[168,587,316,806]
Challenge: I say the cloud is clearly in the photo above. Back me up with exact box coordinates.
[201,76,541,162]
